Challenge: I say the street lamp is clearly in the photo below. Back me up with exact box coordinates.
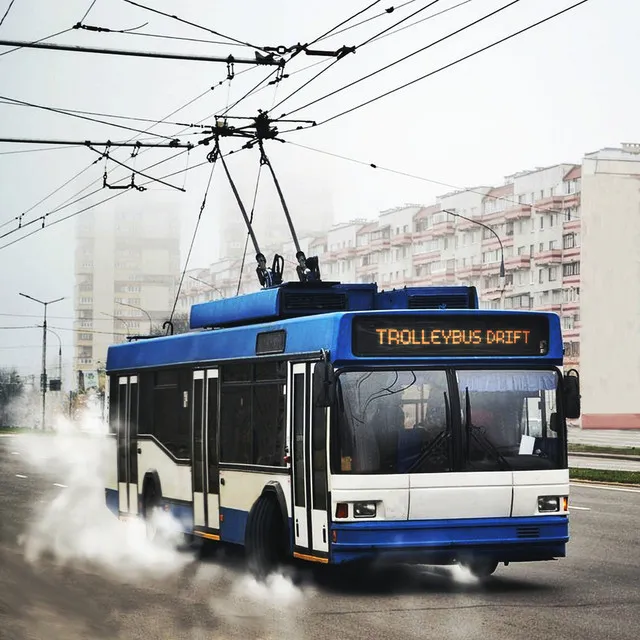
[38,325,62,385]
[18,292,64,430]
[100,311,129,342]
[442,209,505,278]
[115,300,152,334]
[188,275,224,298]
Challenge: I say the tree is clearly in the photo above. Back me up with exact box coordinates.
[150,312,191,336]
[0,368,24,426]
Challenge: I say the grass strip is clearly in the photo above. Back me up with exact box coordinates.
[570,467,640,485]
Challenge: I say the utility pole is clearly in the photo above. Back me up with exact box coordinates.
[19,293,64,430]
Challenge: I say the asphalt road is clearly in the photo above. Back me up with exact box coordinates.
[1,434,639,640]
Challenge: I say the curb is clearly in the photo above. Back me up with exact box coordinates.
[570,479,640,489]
[568,451,640,463]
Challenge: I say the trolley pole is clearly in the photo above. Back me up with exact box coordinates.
[19,293,64,430]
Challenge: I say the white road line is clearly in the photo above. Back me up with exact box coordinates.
[53,483,67,488]
[571,482,640,494]
[15,474,27,479]
[10,451,19,455]
[569,505,591,511]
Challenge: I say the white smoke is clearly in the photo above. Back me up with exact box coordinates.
[18,407,192,582]
[14,398,309,638]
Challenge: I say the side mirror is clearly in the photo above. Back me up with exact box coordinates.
[313,360,335,408]
[563,369,581,419]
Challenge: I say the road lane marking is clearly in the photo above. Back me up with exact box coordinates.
[10,451,19,455]
[571,482,640,494]
[569,505,591,511]
[15,474,27,479]
[53,483,67,488]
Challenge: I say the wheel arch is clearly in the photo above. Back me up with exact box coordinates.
[259,480,292,554]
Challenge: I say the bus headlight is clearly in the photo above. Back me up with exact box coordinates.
[538,496,560,512]
[353,502,376,518]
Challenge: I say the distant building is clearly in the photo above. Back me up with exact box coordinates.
[73,208,180,381]
[580,143,640,429]
[179,143,640,427]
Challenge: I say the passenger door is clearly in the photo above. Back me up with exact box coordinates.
[116,375,139,515]
[191,369,220,534]
[290,363,329,559]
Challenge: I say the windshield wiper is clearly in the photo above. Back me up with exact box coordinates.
[405,391,451,473]
[464,386,510,471]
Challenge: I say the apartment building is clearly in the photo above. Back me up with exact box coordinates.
[74,208,180,378]
[178,144,640,426]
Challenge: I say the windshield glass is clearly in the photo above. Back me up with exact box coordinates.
[335,369,452,474]
[458,369,563,471]
[333,368,564,475]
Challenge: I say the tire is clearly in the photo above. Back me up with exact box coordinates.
[245,494,287,579]
[143,483,161,542]
[460,557,499,580]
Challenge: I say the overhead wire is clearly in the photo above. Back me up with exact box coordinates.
[168,158,218,327]
[308,0,384,46]
[0,144,84,155]
[121,0,272,53]
[315,0,421,43]
[80,0,99,24]
[272,0,465,115]
[0,0,17,27]
[0,94,184,141]
[0,98,211,129]
[356,0,442,47]
[0,27,73,57]
[236,161,264,295]
[0,144,247,251]
[315,0,591,127]
[282,140,582,220]
[281,0,523,118]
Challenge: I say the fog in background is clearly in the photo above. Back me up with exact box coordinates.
[0,0,638,380]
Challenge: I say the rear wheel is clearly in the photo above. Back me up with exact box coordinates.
[460,557,498,580]
[245,495,287,579]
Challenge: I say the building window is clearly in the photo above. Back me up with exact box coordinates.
[563,233,575,249]
[548,267,558,282]
[563,262,580,277]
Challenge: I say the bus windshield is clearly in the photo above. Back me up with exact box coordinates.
[334,368,564,474]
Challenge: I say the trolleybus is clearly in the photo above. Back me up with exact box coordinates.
[104,282,580,578]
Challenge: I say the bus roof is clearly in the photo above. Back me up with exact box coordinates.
[106,308,563,373]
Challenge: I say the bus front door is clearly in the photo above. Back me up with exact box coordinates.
[291,363,329,562]
[191,369,220,536]
[116,375,138,516]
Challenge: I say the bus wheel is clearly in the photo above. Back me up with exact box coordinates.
[245,495,286,580]
[460,557,498,580]
[143,484,161,542]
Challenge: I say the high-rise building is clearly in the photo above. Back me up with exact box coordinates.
[74,208,180,380]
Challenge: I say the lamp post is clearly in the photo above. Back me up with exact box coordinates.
[100,311,129,341]
[39,325,62,384]
[441,208,506,306]
[18,293,64,430]
[115,300,152,334]
[188,275,224,299]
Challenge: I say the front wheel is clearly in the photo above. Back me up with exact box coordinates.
[245,495,287,579]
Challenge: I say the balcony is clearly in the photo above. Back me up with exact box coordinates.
[536,249,563,265]
[370,235,391,250]
[431,220,455,237]
[482,261,502,275]
[563,218,580,232]
[455,263,482,278]
[356,262,377,275]
[504,204,532,220]
[430,267,456,284]
[334,245,357,260]
[534,196,564,211]
[537,303,562,313]
[412,249,441,265]
[505,255,531,270]
[390,231,412,246]
[563,192,580,207]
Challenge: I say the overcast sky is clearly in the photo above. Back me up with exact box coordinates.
[0,0,637,379]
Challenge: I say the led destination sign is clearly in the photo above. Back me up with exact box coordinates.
[352,315,549,357]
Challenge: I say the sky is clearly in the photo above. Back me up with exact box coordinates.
[0,0,638,380]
